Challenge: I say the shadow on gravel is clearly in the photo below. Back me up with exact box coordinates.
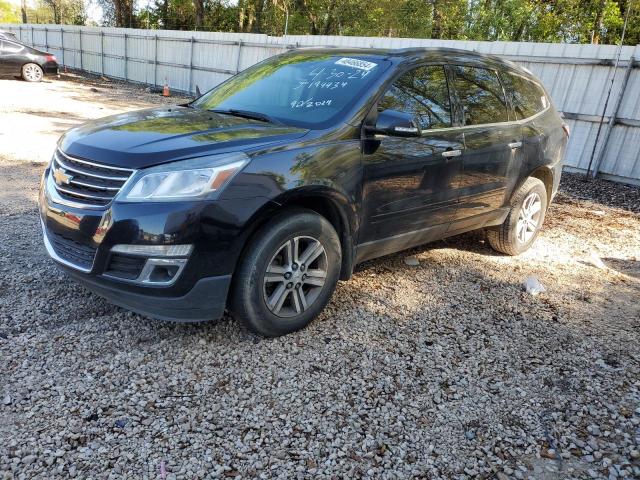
[602,257,640,279]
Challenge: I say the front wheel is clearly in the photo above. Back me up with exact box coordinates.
[22,63,44,82]
[230,209,342,337]
[487,177,548,255]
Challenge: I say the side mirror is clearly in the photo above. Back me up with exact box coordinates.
[366,109,421,137]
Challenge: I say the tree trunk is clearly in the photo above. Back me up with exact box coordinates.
[194,0,204,29]
[114,0,123,27]
[21,0,28,23]
[252,0,265,33]
[591,0,607,44]
[432,0,442,39]
[321,0,337,35]
[161,0,169,28]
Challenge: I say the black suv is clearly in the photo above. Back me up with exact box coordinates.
[39,48,568,336]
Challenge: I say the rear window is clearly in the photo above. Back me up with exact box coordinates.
[501,72,548,119]
[451,66,509,126]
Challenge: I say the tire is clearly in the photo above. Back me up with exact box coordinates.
[487,177,548,256]
[230,208,342,337]
[22,63,44,82]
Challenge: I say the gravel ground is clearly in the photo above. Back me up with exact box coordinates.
[1,74,639,480]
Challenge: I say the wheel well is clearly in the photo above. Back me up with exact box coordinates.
[529,167,554,202]
[274,196,354,280]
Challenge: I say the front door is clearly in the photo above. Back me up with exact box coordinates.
[358,64,464,258]
[449,65,524,221]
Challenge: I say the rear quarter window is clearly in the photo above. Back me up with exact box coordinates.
[1,40,23,54]
[501,72,548,120]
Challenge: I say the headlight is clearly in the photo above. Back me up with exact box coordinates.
[118,153,248,202]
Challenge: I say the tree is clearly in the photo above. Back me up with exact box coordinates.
[98,0,135,27]
[0,0,20,23]
[63,0,638,46]
[27,0,86,24]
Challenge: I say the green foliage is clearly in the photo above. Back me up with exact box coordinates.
[0,0,20,23]
[24,0,86,25]
[18,0,640,46]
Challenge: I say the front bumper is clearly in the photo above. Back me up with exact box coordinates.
[40,219,231,322]
[60,262,231,322]
[37,165,266,322]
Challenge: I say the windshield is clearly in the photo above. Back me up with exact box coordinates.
[192,53,390,129]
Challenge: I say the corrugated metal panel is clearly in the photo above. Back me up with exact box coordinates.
[1,24,638,183]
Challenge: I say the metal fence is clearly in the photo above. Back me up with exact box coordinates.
[2,24,640,185]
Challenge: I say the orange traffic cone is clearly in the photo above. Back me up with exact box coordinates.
[162,80,170,97]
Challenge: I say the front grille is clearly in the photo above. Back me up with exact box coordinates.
[50,232,97,270]
[105,253,146,280]
[51,149,135,207]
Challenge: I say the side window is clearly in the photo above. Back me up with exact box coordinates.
[2,41,23,54]
[502,72,548,119]
[378,65,452,130]
[452,66,509,125]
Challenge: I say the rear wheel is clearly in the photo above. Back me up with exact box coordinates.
[230,209,341,337]
[487,177,547,255]
[22,63,43,82]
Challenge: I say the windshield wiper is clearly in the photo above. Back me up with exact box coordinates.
[210,109,282,125]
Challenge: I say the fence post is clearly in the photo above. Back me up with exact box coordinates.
[124,33,128,81]
[188,36,195,94]
[79,28,83,71]
[592,47,638,178]
[18,25,21,43]
[235,40,243,73]
[100,32,104,76]
[44,27,48,52]
[61,27,65,67]
[31,25,34,47]
[153,34,158,87]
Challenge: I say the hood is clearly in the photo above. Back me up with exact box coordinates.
[59,107,309,169]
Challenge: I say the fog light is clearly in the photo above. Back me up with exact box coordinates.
[138,258,188,285]
[105,244,192,286]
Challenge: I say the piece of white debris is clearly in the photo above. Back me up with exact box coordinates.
[404,256,419,266]
[523,276,546,296]
[586,251,607,269]
[590,210,606,216]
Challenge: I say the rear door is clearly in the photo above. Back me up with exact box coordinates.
[450,65,524,221]
[0,40,26,77]
[359,64,464,246]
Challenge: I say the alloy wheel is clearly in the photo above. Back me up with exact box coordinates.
[23,64,43,82]
[263,236,328,318]
[516,192,542,244]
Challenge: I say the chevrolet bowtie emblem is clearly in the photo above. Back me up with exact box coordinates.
[53,167,73,186]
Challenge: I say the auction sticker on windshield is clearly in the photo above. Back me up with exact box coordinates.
[335,58,378,71]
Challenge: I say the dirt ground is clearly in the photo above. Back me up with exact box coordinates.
[0,73,639,479]
[0,72,189,164]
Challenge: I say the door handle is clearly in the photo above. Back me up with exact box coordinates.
[441,149,462,158]
[508,141,522,149]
